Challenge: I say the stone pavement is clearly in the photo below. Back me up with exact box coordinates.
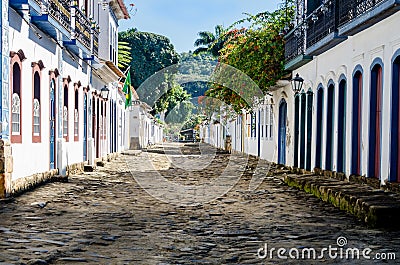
[0,143,399,264]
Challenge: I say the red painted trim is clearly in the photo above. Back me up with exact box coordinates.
[74,85,79,142]
[63,79,69,142]
[10,54,22,144]
[32,63,42,143]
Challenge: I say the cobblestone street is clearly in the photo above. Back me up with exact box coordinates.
[1,143,399,264]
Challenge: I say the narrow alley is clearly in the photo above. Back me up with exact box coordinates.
[0,143,399,264]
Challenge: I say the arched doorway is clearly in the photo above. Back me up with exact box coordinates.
[368,62,383,179]
[278,99,287,164]
[391,55,400,182]
[49,78,56,169]
[337,78,347,173]
[326,83,335,171]
[315,87,324,168]
[92,97,96,157]
[351,70,363,175]
[83,92,88,161]
[306,90,313,171]
[294,95,300,168]
[300,93,306,168]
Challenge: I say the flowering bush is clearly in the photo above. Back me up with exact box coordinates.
[206,2,294,112]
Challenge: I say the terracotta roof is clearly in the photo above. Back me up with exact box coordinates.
[104,61,125,78]
[116,0,130,19]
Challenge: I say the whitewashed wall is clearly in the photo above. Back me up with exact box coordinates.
[292,11,400,184]
[9,9,90,180]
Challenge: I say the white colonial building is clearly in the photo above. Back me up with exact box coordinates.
[0,0,132,197]
[201,0,400,188]
[200,99,279,163]
[128,99,164,149]
[284,0,400,185]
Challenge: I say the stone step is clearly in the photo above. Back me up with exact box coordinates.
[283,174,400,229]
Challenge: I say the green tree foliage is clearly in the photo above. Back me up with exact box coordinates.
[182,114,204,130]
[177,52,217,102]
[193,25,227,57]
[118,41,132,71]
[155,75,192,116]
[165,100,194,124]
[119,29,179,89]
[206,1,294,112]
[119,29,181,113]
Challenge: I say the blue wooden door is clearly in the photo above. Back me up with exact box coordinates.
[368,64,382,179]
[351,72,362,175]
[337,80,346,173]
[257,110,261,157]
[294,96,300,167]
[83,93,87,161]
[326,84,335,171]
[316,88,324,168]
[300,93,306,168]
[391,57,400,182]
[278,99,287,164]
[306,91,313,171]
[49,80,56,169]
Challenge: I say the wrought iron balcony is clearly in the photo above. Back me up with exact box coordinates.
[338,0,400,35]
[31,0,72,39]
[13,0,100,60]
[284,0,400,69]
[93,28,99,58]
[339,0,385,27]
[48,0,71,33]
[74,7,91,52]
[284,24,312,70]
[306,1,337,50]
[285,25,306,62]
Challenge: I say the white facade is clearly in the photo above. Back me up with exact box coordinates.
[202,1,400,186]
[285,0,400,185]
[3,0,131,193]
[128,100,164,149]
[8,7,92,180]
[200,98,280,163]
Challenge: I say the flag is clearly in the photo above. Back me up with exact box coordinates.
[122,70,132,108]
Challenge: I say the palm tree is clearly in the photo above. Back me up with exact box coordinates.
[118,41,132,71]
[194,25,226,57]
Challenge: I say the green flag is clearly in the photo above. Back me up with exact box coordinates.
[122,70,132,108]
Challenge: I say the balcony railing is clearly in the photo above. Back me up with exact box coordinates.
[338,0,385,27]
[285,25,306,62]
[13,0,103,60]
[93,28,99,57]
[285,0,400,67]
[48,0,71,32]
[74,7,91,51]
[306,1,337,48]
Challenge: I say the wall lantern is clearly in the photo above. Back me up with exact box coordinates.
[100,86,110,100]
[291,73,304,93]
[100,0,109,10]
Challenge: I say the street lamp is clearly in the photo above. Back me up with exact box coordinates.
[291,73,304,93]
[100,0,109,10]
[100,86,110,100]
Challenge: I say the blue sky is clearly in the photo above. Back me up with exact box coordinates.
[119,0,283,53]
